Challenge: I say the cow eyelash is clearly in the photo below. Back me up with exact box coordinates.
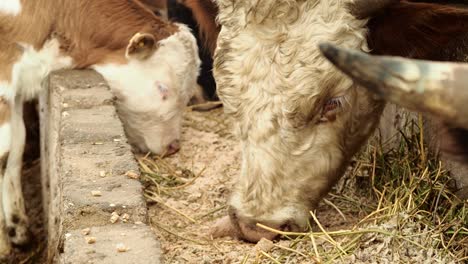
[323,97,343,113]
[319,96,344,123]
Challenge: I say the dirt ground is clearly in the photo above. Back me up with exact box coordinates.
[145,108,377,263]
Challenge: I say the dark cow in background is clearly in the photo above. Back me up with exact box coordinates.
[209,0,468,242]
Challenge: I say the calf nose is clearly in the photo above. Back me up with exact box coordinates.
[165,139,180,156]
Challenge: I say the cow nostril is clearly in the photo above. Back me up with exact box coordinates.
[170,139,180,151]
[228,206,287,242]
[165,139,180,156]
[280,221,292,232]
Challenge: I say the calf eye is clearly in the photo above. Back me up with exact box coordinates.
[319,97,343,123]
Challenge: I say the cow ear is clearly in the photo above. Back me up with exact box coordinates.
[126,33,158,60]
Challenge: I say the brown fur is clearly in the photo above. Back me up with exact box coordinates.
[347,0,398,19]
[0,44,22,83]
[0,0,179,70]
[366,1,468,60]
[0,152,7,174]
[438,124,468,163]
[180,0,219,55]
[0,97,11,125]
[139,0,167,11]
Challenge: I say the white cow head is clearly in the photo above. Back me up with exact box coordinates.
[213,0,385,242]
[94,25,200,155]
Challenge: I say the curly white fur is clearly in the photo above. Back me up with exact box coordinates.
[214,0,385,228]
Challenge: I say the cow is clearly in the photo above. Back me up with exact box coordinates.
[210,0,468,242]
[320,45,468,163]
[0,0,199,256]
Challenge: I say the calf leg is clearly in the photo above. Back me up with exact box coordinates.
[3,97,29,246]
[0,96,12,256]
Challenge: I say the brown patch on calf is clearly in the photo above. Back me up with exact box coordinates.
[139,0,167,12]
[0,42,22,87]
[1,0,180,68]
[0,97,11,125]
[61,0,179,67]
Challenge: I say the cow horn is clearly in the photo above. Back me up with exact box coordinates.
[319,42,468,130]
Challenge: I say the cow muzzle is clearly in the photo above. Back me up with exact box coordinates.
[211,206,300,243]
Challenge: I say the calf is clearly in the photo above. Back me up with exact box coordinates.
[0,0,199,256]
[211,0,468,242]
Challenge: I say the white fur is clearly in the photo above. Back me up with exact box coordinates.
[0,123,11,157]
[0,82,15,101]
[214,0,385,230]
[93,24,200,154]
[2,100,28,245]
[12,40,73,100]
[0,0,21,16]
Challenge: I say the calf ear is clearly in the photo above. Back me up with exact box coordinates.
[126,33,158,60]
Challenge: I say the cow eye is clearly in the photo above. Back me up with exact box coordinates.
[319,97,343,123]
[324,97,342,112]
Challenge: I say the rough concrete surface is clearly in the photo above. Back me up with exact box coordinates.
[61,224,161,264]
[40,70,160,263]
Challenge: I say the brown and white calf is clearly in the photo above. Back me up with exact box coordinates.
[211,0,468,242]
[0,0,199,255]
